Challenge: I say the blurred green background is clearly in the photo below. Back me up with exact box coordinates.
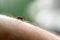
[0,0,33,22]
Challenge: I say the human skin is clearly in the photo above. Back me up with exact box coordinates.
[0,15,60,40]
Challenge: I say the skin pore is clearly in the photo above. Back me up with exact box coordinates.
[0,15,60,40]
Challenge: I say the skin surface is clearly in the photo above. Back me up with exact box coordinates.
[0,15,60,40]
